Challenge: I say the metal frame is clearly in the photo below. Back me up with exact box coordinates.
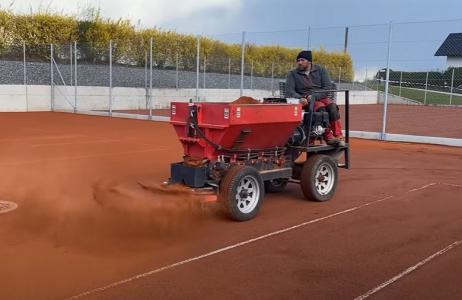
[23,41,28,111]
[50,44,54,111]
[109,40,113,117]
[288,89,350,169]
[170,89,351,189]
[74,41,77,113]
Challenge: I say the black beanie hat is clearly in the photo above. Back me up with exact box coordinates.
[297,50,312,61]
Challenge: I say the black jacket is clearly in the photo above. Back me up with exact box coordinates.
[285,64,332,101]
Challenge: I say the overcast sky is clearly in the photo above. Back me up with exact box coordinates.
[2,0,462,78]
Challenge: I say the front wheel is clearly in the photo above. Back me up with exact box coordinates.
[219,165,264,221]
[300,154,338,202]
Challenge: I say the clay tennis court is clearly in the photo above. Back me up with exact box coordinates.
[1,112,462,300]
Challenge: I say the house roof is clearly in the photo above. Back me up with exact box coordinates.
[435,33,462,56]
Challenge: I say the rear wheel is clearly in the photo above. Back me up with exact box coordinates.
[219,165,264,221]
[300,154,337,202]
[264,178,289,193]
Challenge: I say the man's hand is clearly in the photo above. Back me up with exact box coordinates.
[299,96,310,106]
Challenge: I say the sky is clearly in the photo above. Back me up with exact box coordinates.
[2,0,462,79]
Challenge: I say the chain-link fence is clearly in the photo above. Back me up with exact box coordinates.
[1,19,462,143]
[379,20,462,141]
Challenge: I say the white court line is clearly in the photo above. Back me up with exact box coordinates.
[63,182,438,300]
[440,182,462,189]
[64,195,392,299]
[408,182,437,192]
[0,200,18,214]
[354,240,462,300]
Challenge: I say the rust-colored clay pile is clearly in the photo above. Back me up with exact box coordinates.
[231,96,260,104]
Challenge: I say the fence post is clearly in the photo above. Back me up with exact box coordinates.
[109,40,113,117]
[344,27,349,53]
[149,37,153,119]
[271,61,275,96]
[364,67,368,90]
[240,31,246,97]
[70,43,73,88]
[196,36,200,101]
[424,71,429,105]
[228,57,231,89]
[398,71,403,97]
[144,51,148,109]
[74,41,77,113]
[338,66,341,87]
[23,41,28,112]
[176,52,179,89]
[381,21,393,140]
[50,44,54,111]
[307,26,312,50]
[203,55,206,89]
[250,60,254,90]
[450,68,455,105]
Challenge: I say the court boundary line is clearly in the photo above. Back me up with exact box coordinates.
[440,182,462,189]
[353,240,462,300]
[64,182,440,300]
[353,181,462,299]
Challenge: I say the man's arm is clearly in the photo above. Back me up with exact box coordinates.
[285,71,303,98]
[312,66,332,101]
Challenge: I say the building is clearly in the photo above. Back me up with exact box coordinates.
[435,33,462,68]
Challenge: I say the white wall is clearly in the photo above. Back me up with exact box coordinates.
[0,85,378,112]
[336,91,378,105]
[377,92,423,105]
[0,85,51,112]
[447,56,462,68]
[52,86,282,110]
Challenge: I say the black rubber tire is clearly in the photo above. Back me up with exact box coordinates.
[264,178,289,193]
[300,154,338,202]
[219,165,264,221]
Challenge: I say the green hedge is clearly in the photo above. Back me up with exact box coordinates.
[0,10,353,80]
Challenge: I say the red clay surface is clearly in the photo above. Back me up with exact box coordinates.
[1,112,462,300]
[116,104,462,138]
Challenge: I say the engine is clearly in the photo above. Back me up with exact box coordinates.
[287,110,330,146]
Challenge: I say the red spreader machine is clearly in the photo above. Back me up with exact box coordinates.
[168,91,350,221]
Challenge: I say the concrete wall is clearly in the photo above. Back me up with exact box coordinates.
[336,91,378,105]
[0,84,379,112]
[52,87,281,111]
[377,92,422,105]
[0,85,51,111]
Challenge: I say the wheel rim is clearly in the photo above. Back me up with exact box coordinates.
[235,175,260,214]
[315,162,335,195]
